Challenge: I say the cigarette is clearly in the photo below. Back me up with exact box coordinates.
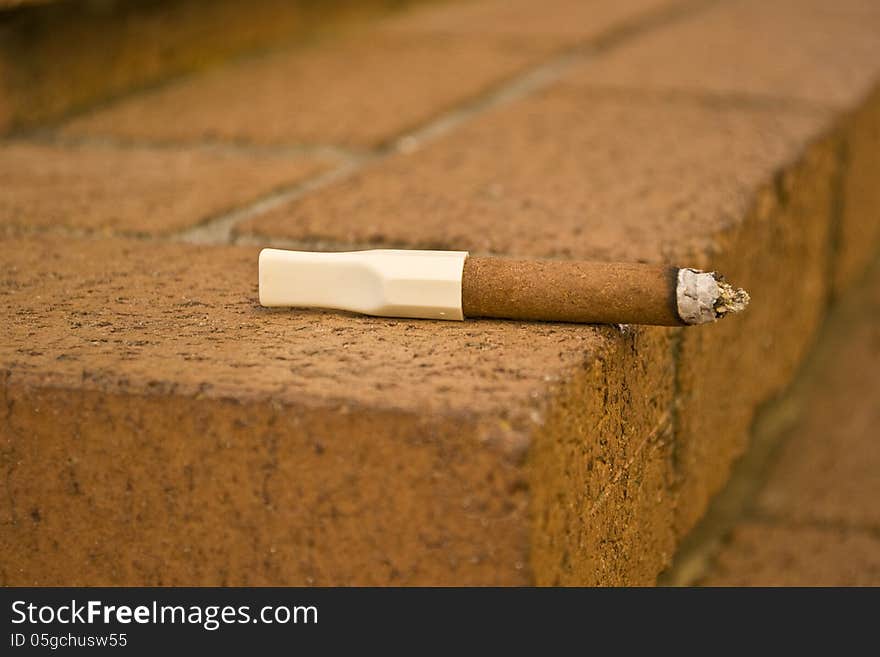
[258,248,749,326]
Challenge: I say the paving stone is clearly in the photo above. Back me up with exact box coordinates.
[0,0,430,133]
[0,141,334,235]
[60,33,556,149]
[702,523,880,586]
[239,89,831,262]
[566,0,880,109]
[59,0,680,148]
[0,237,612,413]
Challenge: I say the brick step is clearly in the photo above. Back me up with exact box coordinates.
[1,0,879,585]
[0,0,434,134]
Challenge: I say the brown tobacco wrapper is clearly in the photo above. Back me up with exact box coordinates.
[461,256,683,326]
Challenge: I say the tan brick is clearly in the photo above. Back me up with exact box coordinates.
[0,0,437,134]
[702,523,880,586]
[0,0,303,134]
[1,386,533,586]
[0,237,610,412]
[0,141,334,235]
[530,327,677,585]
[60,33,556,149]
[58,0,683,148]
[566,0,880,108]
[239,89,831,261]
[0,236,674,584]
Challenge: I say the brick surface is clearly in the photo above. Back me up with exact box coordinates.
[59,0,678,148]
[567,0,880,108]
[0,235,674,585]
[693,250,880,587]
[702,523,880,586]
[0,236,611,414]
[531,337,678,585]
[3,0,880,587]
[60,33,555,149]
[0,141,334,235]
[755,264,880,530]
[234,55,880,573]
[240,86,853,580]
[672,137,837,535]
[0,238,614,412]
[0,0,303,133]
[240,92,839,544]
[0,0,437,134]
[377,0,677,43]
[837,87,880,292]
[1,385,536,586]
[239,90,830,261]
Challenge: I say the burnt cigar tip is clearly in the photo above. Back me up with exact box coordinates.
[713,277,750,318]
[676,268,750,325]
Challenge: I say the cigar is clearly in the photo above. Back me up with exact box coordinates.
[258,248,749,326]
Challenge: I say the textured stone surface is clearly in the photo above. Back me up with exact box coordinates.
[672,137,837,535]
[756,260,880,531]
[0,235,672,584]
[3,0,880,586]
[0,0,434,134]
[58,0,683,148]
[240,89,831,261]
[240,85,849,555]
[0,0,303,133]
[568,0,880,108]
[0,237,609,414]
[377,0,677,43]
[241,89,842,549]
[836,87,880,292]
[530,327,678,585]
[1,386,532,586]
[239,87,865,580]
[60,33,556,148]
[702,523,880,586]
[689,249,880,586]
[0,141,334,235]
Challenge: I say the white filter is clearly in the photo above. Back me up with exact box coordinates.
[259,248,469,320]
